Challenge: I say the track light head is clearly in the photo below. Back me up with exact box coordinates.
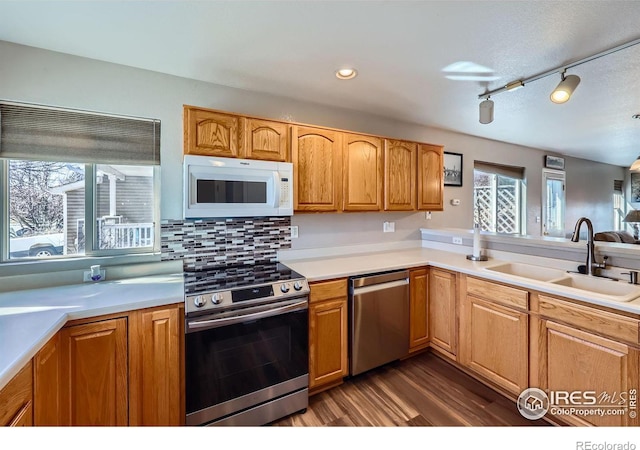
[479,97,494,124]
[550,73,580,104]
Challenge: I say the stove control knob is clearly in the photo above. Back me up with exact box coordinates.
[280,283,290,293]
[293,281,303,291]
[211,293,223,305]
[193,296,207,308]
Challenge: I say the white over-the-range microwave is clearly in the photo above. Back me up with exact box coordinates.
[183,155,293,218]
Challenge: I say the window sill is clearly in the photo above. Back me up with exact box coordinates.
[0,252,162,278]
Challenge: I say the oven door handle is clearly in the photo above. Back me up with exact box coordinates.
[187,300,308,331]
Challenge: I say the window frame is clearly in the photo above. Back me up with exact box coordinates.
[473,168,526,236]
[0,159,161,269]
[541,168,566,237]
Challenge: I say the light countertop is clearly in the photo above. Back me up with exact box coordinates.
[0,273,184,391]
[281,247,640,315]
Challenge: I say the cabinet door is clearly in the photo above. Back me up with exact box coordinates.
[34,333,62,426]
[60,318,128,426]
[417,144,444,211]
[384,139,417,211]
[409,268,429,351]
[129,305,182,426]
[343,134,383,211]
[309,279,348,391]
[184,107,240,157]
[462,296,528,396]
[292,126,342,211]
[8,402,32,427]
[429,269,457,358]
[540,320,639,427]
[0,361,32,427]
[241,117,289,161]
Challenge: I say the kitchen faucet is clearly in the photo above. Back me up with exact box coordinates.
[570,217,606,276]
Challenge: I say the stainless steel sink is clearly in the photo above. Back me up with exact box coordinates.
[549,274,640,302]
[484,262,568,282]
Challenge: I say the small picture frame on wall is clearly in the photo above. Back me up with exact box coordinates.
[631,172,640,202]
[544,155,565,170]
[444,152,463,187]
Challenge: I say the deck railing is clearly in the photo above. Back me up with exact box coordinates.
[99,222,154,249]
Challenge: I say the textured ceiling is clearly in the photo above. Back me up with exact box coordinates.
[1,1,639,166]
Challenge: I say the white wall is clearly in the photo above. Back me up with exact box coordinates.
[0,40,624,250]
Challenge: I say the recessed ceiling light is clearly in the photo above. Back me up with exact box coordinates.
[336,68,357,80]
[633,114,640,119]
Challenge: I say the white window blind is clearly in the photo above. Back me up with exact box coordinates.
[0,102,160,165]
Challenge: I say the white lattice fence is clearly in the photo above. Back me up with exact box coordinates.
[474,186,518,233]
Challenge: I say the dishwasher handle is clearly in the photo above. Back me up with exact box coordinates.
[351,278,409,296]
[350,270,409,289]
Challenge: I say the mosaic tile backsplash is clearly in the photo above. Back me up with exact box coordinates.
[161,217,292,271]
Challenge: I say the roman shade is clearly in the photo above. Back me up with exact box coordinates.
[0,102,160,165]
[474,161,525,180]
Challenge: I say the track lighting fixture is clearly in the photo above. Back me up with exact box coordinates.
[476,35,640,124]
[479,97,494,124]
[550,71,580,104]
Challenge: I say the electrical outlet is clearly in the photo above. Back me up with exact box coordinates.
[425,212,432,220]
[452,237,463,245]
[291,226,299,239]
[383,221,395,233]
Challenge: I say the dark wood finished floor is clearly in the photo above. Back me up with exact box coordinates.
[272,351,550,427]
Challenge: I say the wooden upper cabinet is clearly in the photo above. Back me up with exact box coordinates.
[184,107,240,157]
[292,126,342,211]
[343,134,383,211]
[60,318,128,426]
[241,117,290,162]
[417,144,444,211]
[384,140,417,211]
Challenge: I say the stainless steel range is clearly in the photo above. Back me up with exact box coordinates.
[184,262,309,426]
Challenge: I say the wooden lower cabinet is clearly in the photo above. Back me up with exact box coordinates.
[27,303,183,427]
[60,317,129,426]
[129,305,183,426]
[308,279,348,393]
[409,268,429,351]
[0,361,33,426]
[33,333,62,425]
[460,294,529,396]
[531,293,640,426]
[429,268,457,358]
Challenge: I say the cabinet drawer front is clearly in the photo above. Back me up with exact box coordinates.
[466,277,528,309]
[539,295,639,345]
[310,279,348,304]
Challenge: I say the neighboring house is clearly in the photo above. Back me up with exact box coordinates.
[49,165,154,255]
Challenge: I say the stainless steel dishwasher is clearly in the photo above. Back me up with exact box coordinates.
[349,270,410,376]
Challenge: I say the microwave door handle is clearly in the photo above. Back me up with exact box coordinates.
[273,171,281,208]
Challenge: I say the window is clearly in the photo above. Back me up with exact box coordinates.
[473,161,525,235]
[542,169,566,237]
[0,101,160,262]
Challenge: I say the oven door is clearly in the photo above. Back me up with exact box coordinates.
[185,299,308,426]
